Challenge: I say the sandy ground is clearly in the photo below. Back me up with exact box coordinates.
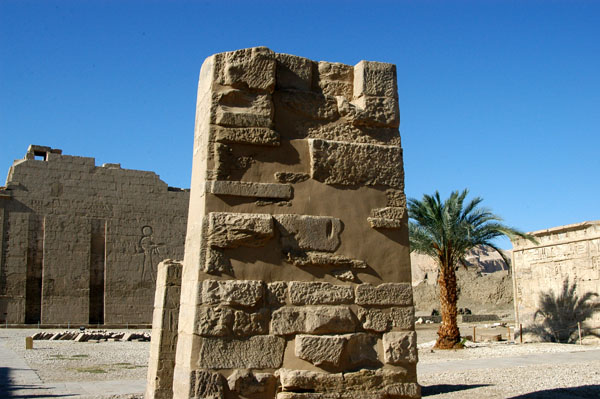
[1,325,599,398]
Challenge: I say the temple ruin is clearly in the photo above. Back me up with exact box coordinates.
[0,145,189,325]
[147,47,419,398]
[512,221,600,326]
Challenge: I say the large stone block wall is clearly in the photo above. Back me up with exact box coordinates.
[0,145,189,324]
[512,221,600,325]
[156,47,418,399]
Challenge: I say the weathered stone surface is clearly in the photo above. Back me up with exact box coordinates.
[274,215,342,252]
[383,331,418,364]
[206,180,293,199]
[367,207,405,229]
[233,308,270,336]
[279,368,411,392]
[207,212,274,249]
[317,61,353,98]
[277,384,420,399]
[271,306,356,335]
[197,335,285,369]
[276,53,314,91]
[353,61,398,99]
[214,46,276,91]
[228,369,277,397]
[355,283,413,306]
[189,369,226,399]
[295,333,378,369]
[309,139,404,189]
[200,280,264,307]
[357,307,414,332]
[289,282,354,305]
[275,90,339,121]
[331,269,358,282]
[212,125,280,146]
[274,172,310,184]
[266,282,288,306]
[212,90,274,128]
[285,251,367,269]
[203,247,232,275]
[386,189,407,207]
[195,306,234,336]
[337,96,400,128]
[196,306,269,337]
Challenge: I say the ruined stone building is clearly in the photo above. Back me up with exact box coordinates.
[0,145,189,325]
[146,47,419,398]
[512,221,600,326]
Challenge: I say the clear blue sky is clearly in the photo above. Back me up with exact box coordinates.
[1,1,598,249]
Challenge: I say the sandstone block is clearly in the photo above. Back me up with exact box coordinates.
[289,282,354,305]
[355,283,412,306]
[277,383,420,399]
[331,269,358,282]
[214,47,276,91]
[353,61,398,98]
[213,90,274,128]
[317,61,353,98]
[266,282,288,306]
[274,214,342,252]
[200,280,264,307]
[367,207,405,229]
[275,90,339,121]
[206,180,293,199]
[276,53,314,91]
[270,306,356,335]
[195,306,234,336]
[383,331,418,364]
[233,308,270,336]
[279,368,411,392]
[197,335,285,369]
[295,333,378,369]
[207,212,274,249]
[309,139,404,189]
[285,251,367,269]
[338,96,399,128]
[212,125,280,146]
[189,369,226,399]
[228,369,277,397]
[274,172,310,184]
[357,307,414,332]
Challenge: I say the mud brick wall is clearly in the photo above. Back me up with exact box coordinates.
[512,221,600,326]
[0,145,189,324]
[160,47,419,399]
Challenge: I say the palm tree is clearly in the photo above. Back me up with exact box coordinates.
[518,278,600,343]
[408,189,535,349]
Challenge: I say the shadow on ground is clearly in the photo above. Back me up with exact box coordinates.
[421,383,491,396]
[0,367,72,398]
[509,385,600,398]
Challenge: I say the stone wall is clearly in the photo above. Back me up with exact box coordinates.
[0,145,189,324]
[152,47,419,399]
[512,221,600,325]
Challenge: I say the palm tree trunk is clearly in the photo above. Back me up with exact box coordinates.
[435,263,461,349]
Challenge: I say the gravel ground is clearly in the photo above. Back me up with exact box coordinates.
[0,328,150,383]
[2,327,599,398]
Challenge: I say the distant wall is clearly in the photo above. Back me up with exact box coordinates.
[512,221,600,325]
[0,145,189,324]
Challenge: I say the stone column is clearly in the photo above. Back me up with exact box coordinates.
[146,260,182,399]
[158,47,419,399]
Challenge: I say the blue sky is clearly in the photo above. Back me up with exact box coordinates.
[1,1,598,248]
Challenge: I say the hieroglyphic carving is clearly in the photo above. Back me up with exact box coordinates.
[512,221,600,326]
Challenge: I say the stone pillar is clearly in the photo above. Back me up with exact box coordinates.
[166,47,419,399]
[146,259,182,399]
